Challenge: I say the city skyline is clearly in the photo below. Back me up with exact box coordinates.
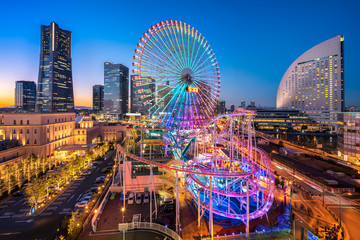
[0,0,360,108]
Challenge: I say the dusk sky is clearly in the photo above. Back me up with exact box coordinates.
[0,0,359,108]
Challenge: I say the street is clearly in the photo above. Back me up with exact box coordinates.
[0,150,114,240]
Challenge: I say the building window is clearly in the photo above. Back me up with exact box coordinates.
[55,119,57,123]
[27,129,29,134]
[34,129,37,134]
[62,118,63,122]
[26,139,29,144]
[34,139,37,144]
[13,129,16,134]
[78,131,80,134]
[47,119,49,124]
[20,120,23,125]
[13,120,16,125]
[20,129,23,134]
[27,120,29,125]
[47,128,49,133]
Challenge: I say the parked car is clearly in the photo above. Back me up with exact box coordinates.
[76,176,86,181]
[160,204,175,214]
[143,192,149,203]
[13,190,25,197]
[102,168,111,174]
[160,197,174,206]
[96,177,105,184]
[128,192,135,205]
[75,200,89,208]
[91,186,99,193]
[136,193,142,204]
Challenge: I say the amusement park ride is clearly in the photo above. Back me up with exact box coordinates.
[115,20,275,239]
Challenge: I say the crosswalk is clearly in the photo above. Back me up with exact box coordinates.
[314,195,356,207]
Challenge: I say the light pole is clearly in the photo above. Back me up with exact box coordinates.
[293,218,302,240]
[121,207,125,223]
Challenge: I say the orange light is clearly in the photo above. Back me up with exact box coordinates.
[186,86,199,93]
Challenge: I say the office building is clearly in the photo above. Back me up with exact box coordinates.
[253,109,318,133]
[241,101,246,108]
[337,112,360,158]
[104,62,129,120]
[277,35,344,130]
[15,81,36,113]
[157,84,173,114]
[215,100,226,115]
[93,85,104,112]
[230,105,235,112]
[36,22,74,113]
[130,75,155,115]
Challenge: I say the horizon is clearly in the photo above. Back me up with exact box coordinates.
[1,0,359,109]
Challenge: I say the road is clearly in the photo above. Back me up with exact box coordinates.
[272,152,360,239]
[0,150,115,240]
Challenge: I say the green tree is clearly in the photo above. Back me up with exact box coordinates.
[67,211,82,239]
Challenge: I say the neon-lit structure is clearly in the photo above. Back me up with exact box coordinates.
[116,21,274,239]
[132,20,220,130]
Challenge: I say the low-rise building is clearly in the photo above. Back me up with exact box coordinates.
[337,112,360,159]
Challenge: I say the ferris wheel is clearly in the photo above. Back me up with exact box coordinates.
[133,20,220,130]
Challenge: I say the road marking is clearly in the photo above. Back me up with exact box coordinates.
[66,195,74,203]
[57,197,67,200]
[13,214,27,218]
[19,209,30,212]
[0,216,10,219]
[62,193,71,196]
[0,232,21,235]
[52,202,62,205]
[6,200,15,204]
[41,212,53,216]
[46,207,58,210]
[15,219,33,223]
[0,205,9,209]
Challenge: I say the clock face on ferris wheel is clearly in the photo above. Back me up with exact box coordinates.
[133,20,220,130]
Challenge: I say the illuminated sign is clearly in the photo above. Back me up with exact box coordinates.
[186,86,199,93]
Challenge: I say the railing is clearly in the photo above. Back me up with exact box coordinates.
[201,228,291,240]
[118,222,182,240]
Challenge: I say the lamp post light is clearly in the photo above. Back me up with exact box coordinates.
[121,207,125,223]
[293,218,302,240]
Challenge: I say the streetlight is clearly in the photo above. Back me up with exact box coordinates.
[121,207,125,223]
[293,218,302,240]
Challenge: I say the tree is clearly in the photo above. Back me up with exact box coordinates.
[67,211,82,239]
[301,125,308,132]
[25,179,46,210]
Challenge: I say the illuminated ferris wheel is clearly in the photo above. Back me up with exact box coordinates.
[133,20,220,130]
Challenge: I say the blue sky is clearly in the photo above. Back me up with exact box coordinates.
[0,0,359,108]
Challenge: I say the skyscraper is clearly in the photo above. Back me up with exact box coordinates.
[277,35,344,130]
[93,85,104,112]
[36,22,74,113]
[130,75,155,115]
[104,62,129,120]
[15,81,36,113]
[241,100,246,108]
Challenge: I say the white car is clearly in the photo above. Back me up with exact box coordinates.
[75,200,89,208]
[143,192,149,203]
[136,193,142,204]
[128,192,135,205]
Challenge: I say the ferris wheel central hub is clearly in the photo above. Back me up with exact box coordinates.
[181,68,194,85]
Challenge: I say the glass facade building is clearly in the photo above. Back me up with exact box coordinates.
[130,75,155,115]
[15,81,36,113]
[92,85,104,112]
[36,22,74,113]
[337,112,360,158]
[277,36,344,130]
[104,62,129,120]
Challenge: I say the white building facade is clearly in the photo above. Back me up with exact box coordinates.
[277,35,344,130]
